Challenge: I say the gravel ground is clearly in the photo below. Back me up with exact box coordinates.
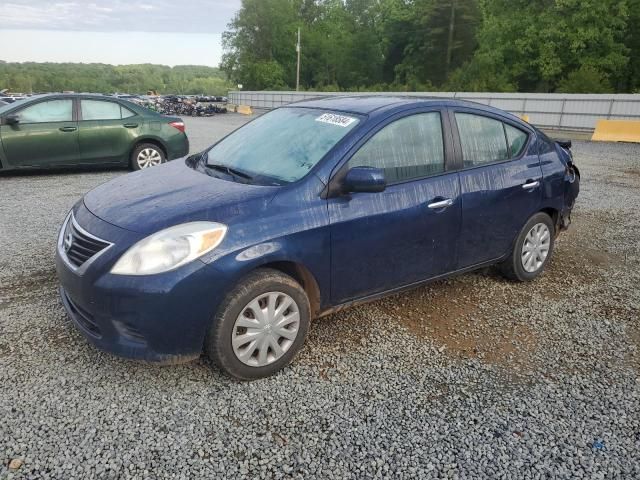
[1,116,639,479]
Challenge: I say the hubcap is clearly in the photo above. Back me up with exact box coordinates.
[521,223,551,273]
[136,148,162,169]
[232,292,300,367]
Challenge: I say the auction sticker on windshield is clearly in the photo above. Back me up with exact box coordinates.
[315,113,357,127]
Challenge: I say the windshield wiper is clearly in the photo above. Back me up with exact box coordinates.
[205,162,254,182]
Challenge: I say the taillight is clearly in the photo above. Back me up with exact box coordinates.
[169,121,185,133]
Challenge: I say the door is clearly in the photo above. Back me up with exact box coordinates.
[451,110,543,268]
[328,110,461,304]
[78,100,139,164]
[1,98,79,167]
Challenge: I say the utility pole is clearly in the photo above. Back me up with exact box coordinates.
[296,27,301,92]
[445,0,456,79]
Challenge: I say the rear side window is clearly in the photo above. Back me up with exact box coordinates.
[81,100,130,120]
[349,112,445,183]
[455,113,508,167]
[505,124,528,157]
[18,100,73,123]
[121,106,136,118]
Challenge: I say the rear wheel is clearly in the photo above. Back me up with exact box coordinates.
[205,269,310,380]
[130,143,166,171]
[500,212,555,282]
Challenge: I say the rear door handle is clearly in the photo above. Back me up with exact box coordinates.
[123,123,138,128]
[522,180,540,190]
[59,126,77,132]
[428,198,454,209]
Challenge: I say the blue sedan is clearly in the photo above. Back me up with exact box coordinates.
[56,96,580,379]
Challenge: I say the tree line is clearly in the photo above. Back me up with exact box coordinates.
[0,62,231,95]
[221,0,640,93]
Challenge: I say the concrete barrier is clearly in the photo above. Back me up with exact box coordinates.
[591,120,640,143]
[236,105,253,115]
[228,91,640,133]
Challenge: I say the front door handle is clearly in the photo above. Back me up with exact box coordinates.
[59,126,77,132]
[123,123,138,128]
[428,198,454,209]
[522,180,540,190]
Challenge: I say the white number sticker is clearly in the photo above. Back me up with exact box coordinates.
[315,113,357,128]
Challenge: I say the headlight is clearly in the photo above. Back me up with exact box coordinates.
[111,222,227,275]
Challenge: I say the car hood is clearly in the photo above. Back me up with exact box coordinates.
[83,159,278,234]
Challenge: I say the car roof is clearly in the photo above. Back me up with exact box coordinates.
[0,93,155,117]
[23,93,124,101]
[288,95,525,124]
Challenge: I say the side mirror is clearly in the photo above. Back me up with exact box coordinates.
[343,166,386,193]
[4,114,19,125]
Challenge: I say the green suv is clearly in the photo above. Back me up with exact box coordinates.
[0,94,189,171]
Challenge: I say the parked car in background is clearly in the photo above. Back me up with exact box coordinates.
[0,94,188,171]
[56,96,580,379]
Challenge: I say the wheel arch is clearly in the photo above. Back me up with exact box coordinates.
[130,137,168,161]
[256,261,322,318]
[539,206,560,233]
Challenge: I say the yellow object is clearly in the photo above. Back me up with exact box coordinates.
[236,105,253,115]
[592,120,640,143]
[520,114,530,123]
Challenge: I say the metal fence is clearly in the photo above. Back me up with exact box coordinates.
[228,91,640,132]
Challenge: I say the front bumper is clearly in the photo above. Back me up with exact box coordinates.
[55,204,230,363]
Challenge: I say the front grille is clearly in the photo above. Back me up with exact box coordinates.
[63,290,102,338]
[61,214,111,268]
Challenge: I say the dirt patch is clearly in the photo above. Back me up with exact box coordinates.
[0,269,57,303]
[623,168,640,179]
[379,277,538,367]
[545,213,622,285]
[377,211,622,369]
[627,324,640,370]
[603,167,640,189]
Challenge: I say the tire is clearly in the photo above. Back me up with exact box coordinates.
[500,212,555,282]
[205,268,311,380]
[130,143,166,171]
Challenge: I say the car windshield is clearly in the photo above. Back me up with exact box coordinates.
[204,107,361,184]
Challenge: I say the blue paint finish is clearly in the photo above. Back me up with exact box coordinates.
[457,146,543,267]
[329,173,461,303]
[83,159,279,234]
[538,133,577,217]
[56,97,578,363]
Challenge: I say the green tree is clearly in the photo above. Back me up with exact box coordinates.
[0,63,231,95]
[451,0,630,92]
[556,65,613,93]
[381,0,480,87]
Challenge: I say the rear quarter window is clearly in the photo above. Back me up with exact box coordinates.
[504,124,528,157]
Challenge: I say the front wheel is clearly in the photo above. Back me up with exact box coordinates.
[500,212,555,282]
[130,143,166,171]
[205,269,311,380]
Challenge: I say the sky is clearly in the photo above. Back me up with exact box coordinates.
[0,0,242,67]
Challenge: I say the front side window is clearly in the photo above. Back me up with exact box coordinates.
[204,108,360,184]
[81,100,122,120]
[455,113,508,167]
[18,100,73,123]
[348,112,445,183]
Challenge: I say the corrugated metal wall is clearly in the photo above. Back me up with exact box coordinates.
[228,91,640,132]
